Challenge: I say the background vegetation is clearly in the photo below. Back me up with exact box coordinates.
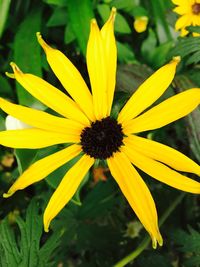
[0,0,200,266]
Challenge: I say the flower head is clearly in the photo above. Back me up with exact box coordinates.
[173,0,200,36]
[1,8,200,249]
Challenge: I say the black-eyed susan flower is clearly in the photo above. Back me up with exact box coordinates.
[173,0,200,36]
[1,8,200,248]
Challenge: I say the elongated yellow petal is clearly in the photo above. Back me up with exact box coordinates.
[37,33,95,122]
[124,135,200,175]
[175,14,191,30]
[9,63,90,126]
[123,146,200,194]
[44,154,94,232]
[123,88,200,134]
[118,57,180,124]
[87,19,108,119]
[0,98,84,135]
[173,5,190,15]
[101,7,117,115]
[107,152,163,248]
[0,128,79,148]
[3,144,81,198]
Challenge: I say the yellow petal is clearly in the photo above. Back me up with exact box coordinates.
[123,146,200,194]
[173,5,191,15]
[9,62,90,126]
[87,19,108,119]
[0,128,79,148]
[123,88,200,134]
[180,27,189,36]
[118,57,180,124]
[175,14,191,30]
[3,144,81,198]
[134,16,148,33]
[107,152,163,248]
[0,98,84,135]
[171,0,183,4]
[124,135,200,175]
[37,33,95,122]
[101,7,117,115]
[44,154,94,232]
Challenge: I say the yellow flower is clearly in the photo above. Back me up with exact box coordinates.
[1,8,200,248]
[134,16,148,33]
[173,0,200,36]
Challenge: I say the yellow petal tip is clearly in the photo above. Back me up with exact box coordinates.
[151,233,163,249]
[111,7,117,16]
[44,226,49,233]
[10,62,22,74]
[91,18,97,25]
[36,32,49,51]
[158,234,163,247]
[172,56,181,64]
[5,72,15,79]
[152,237,157,249]
[44,221,50,232]
[3,192,14,198]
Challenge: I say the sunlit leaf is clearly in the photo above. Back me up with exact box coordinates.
[14,8,44,108]
[0,0,11,39]
[67,0,94,55]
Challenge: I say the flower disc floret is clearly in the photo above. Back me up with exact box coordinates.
[192,3,200,14]
[80,117,124,159]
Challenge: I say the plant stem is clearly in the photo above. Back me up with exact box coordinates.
[113,193,185,267]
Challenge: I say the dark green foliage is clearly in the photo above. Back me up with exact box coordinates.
[167,37,200,65]
[171,227,200,267]
[0,200,62,267]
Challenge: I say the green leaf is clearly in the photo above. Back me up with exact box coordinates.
[174,75,200,162]
[141,29,157,63]
[43,0,67,6]
[115,12,131,33]
[97,4,110,22]
[15,149,38,174]
[137,252,173,267]
[0,219,21,266]
[0,200,62,267]
[64,24,76,44]
[0,113,5,130]
[116,63,153,94]
[117,41,136,64]
[79,180,118,219]
[150,41,173,68]
[110,0,139,11]
[14,8,44,108]
[149,0,172,43]
[187,25,200,34]
[167,37,200,64]
[130,6,148,17]
[0,0,11,39]
[0,75,14,99]
[98,4,131,33]
[46,7,67,27]
[67,0,94,55]
[172,226,200,252]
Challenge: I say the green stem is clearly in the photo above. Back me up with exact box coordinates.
[113,193,185,267]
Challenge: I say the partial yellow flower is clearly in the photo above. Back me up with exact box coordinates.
[1,8,200,249]
[134,16,148,33]
[172,0,200,36]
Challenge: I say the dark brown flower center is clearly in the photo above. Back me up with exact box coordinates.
[192,3,200,15]
[80,117,124,159]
